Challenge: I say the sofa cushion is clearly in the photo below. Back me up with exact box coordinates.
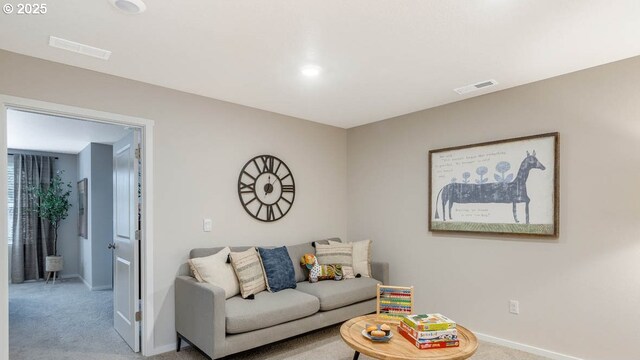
[295,277,381,311]
[187,246,240,299]
[225,289,320,334]
[286,242,315,282]
[315,243,353,267]
[258,246,296,292]
[330,239,372,277]
[342,266,355,279]
[229,247,267,298]
[313,237,342,247]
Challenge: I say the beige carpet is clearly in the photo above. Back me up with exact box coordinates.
[10,278,549,360]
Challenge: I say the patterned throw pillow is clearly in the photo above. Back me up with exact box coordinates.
[187,247,240,299]
[315,243,353,267]
[229,247,267,298]
[341,266,355,279]
[257,247,297,292]
[330,239,372,277]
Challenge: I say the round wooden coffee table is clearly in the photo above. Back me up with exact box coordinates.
[340,315,478,360]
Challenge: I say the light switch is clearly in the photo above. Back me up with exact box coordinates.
[203,219,213,232]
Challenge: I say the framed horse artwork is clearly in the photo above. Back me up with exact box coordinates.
[428,132,559,237]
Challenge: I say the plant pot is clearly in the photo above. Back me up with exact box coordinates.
[45,255,64,272]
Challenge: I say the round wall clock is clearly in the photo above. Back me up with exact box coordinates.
[237,155,295,222]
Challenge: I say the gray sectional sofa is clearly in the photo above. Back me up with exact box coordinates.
[175,238,389,359]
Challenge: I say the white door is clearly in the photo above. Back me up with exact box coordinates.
[112,131,140,352]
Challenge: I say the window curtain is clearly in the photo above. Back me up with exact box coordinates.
[11,154,55,283]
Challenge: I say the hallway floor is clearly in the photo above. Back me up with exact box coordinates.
[9,277,133,360]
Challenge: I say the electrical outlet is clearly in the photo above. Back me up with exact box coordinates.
[509,300,519,314]
[203,219,213,232]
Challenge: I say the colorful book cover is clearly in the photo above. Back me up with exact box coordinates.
[402,313,456,331]
[397,326,460,350]
[399,321,458,341]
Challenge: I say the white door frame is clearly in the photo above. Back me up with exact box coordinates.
[0,94,155,359]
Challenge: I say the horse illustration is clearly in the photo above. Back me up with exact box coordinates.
[434,151,546,224]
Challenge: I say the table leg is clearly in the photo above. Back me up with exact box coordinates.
[352,351,360,360]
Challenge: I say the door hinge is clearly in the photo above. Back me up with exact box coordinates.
[135,146,141,160]
[135,230,141,241]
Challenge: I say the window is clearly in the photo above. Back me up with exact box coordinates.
[8,156,14,244]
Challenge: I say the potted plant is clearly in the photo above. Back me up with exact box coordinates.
[32,170,72,275]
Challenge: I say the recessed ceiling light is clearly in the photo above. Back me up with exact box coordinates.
[109,0,146,14]
[301,64,322,77]
[49,36,112,60]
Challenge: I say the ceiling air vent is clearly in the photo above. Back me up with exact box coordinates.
[454,79,498,95]
[48,36,112,60]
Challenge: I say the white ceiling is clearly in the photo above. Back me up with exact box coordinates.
[7,109,131,154]
[1,1,639,128]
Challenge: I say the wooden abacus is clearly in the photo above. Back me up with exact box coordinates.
[376,284,414,322]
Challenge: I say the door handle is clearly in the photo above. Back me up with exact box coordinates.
[108,243,116,250]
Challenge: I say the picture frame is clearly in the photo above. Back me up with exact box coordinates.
[428,132,559,237]
[78,178,88,238]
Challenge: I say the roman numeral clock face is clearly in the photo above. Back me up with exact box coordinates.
[238,155,295,222]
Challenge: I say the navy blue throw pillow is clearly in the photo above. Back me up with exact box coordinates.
[258,247,297,292]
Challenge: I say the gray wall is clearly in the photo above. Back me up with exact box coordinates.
[0,49,349,351]
[77,143,114,290]
[347,56,640,360]
[8,149,79,279]
[90,143,114,289]
[78,144,92,286]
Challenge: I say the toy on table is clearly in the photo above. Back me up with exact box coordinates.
[376,284,414,322]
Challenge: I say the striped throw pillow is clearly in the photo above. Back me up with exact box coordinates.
[330,239,372,277]
[315,243,353,267]
[229,247,267,298]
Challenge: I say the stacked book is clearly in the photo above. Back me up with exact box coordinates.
[398,313,459,349]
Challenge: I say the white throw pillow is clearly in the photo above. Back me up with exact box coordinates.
[330,239,372,277]
[188,247,240,299]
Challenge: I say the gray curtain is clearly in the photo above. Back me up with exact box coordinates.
[11,154,55,283]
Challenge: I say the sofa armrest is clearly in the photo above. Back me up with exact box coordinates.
[175,275,226,358]
[371,261,389,284]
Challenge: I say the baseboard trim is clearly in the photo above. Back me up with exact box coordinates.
[91,285,112,291]
[77,275,112,291]
[78,275,91,290]
[59,273,79,279]
[475,332,584,360]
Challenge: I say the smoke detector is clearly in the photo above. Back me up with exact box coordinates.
[49,36,112,60]
[454,79,498,95]
[109,0,146,14]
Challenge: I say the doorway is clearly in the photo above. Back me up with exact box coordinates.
[0,95,155,359]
